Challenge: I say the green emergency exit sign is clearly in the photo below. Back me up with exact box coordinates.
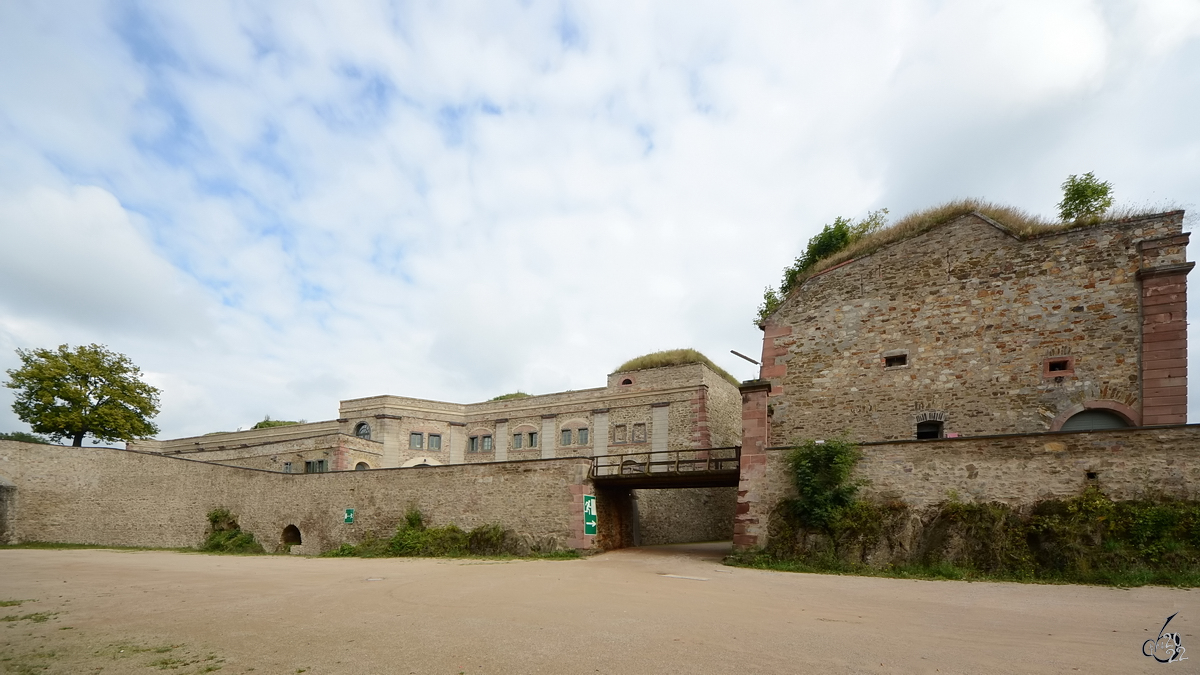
[344,508,355,524]
[583,495,597,535]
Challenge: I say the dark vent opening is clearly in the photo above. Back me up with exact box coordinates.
[621,378,633,385]
[885,354,907,368]
[1048,359,1070,372]
[916,420,943,439]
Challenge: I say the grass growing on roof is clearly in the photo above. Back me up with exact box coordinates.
[757,199,1179,324]
[490,391,531,401]
[614,349,739,386]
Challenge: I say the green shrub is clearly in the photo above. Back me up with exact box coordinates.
[489,392,531,401]
[782,438,863,535]
[250,416,301,430]
[201,508,265,554]
[321,509,559,559]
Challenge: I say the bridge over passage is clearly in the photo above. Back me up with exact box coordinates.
[587,446,741,549]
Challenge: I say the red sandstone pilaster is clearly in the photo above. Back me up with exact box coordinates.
[734,380,771,550]
[1138,233,1193,426]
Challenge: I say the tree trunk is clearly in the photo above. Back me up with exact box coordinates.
[72,431,84,447]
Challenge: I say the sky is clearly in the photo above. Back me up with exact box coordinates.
[1,0,1199,440]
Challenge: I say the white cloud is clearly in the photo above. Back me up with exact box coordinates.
[0,0,1198,438]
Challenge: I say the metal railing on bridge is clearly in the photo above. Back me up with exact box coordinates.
[589,446,740,488]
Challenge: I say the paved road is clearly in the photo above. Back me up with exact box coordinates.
[0,544,1194,674]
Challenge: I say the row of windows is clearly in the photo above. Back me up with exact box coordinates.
[512,432,537,449]
[409,433,442,450]
[561,428,588,445]
[283,460,328,474]
[613,423,646,444]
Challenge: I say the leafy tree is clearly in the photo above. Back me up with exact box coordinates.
[757,209,888,324]
[1058,172,1114,221]
[4,344,161,447]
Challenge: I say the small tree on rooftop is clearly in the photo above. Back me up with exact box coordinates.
[1057,172,1113,222]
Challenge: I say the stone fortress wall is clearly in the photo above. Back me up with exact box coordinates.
[735,210,1194,550]
[760,211,1190,444]
[0,440,594,553]
[111,362,744,548]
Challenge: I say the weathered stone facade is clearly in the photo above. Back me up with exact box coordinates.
[0,440,592,553]
[760,211,1190,443]
[735,210,1194,550]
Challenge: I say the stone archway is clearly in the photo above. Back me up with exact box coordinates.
[1050,400,1140,431]
[281,524,302,545]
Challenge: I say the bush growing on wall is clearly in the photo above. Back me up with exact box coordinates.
[322,508,576,559]
[201,508,265,554]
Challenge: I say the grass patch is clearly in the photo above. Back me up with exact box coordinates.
[1,613,56,624]
[0,600,30,607]
[614,349,739,386]
[322,508,579,560]
[489,391,531,401]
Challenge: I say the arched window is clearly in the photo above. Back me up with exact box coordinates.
[354,422,372,440]
[1059,410,1130,432]
[282,525,302,545]
[354,462,370,471]
[916,420,943,439]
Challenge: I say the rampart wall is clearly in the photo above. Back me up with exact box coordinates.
[0,441,593,552]
[734,425,1200,549]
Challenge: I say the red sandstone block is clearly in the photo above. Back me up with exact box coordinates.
[760,365,786,378]
[1144,385,1187,399]
[763,324,793,339]
[1142,344,1188,357]
[733,534,757,547]
[1144,396,1188,408]
[1143,368,1187,380]
[1143,330,1187,343]
[736,502,750,514]
[1141,358,1188,370]
[1137,413,1185,422]
[1144,321,1187,335]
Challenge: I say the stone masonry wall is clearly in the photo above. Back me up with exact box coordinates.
[762,212,1186,444]
[735,425,1200,549]
[635,487,737,545]
[0,441,593,554]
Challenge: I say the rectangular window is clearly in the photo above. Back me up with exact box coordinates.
[512,433,522,449]
[884,354,907,368]
[304,460,327,474]
[409,432,423,449]
[1043,356,1075,377]
[561,429,572,446]
[468,436,478,453]
[578,428,589,445]
[428,434,441,450]
[528,432,538,447]
[482,435,493,451]
[614,424,627,444]
[282,462,292,474]
[632,423,646,443]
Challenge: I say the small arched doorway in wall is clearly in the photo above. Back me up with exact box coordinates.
[282,524,302,545]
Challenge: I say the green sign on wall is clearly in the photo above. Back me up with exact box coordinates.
[344,508,355,524]
[583,495,597,535]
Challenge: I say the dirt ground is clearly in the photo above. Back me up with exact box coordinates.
[0,543,1195,674]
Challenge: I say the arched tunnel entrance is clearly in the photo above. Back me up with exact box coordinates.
[591,447,740,551]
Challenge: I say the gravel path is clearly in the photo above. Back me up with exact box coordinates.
[0,543,1194,674]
